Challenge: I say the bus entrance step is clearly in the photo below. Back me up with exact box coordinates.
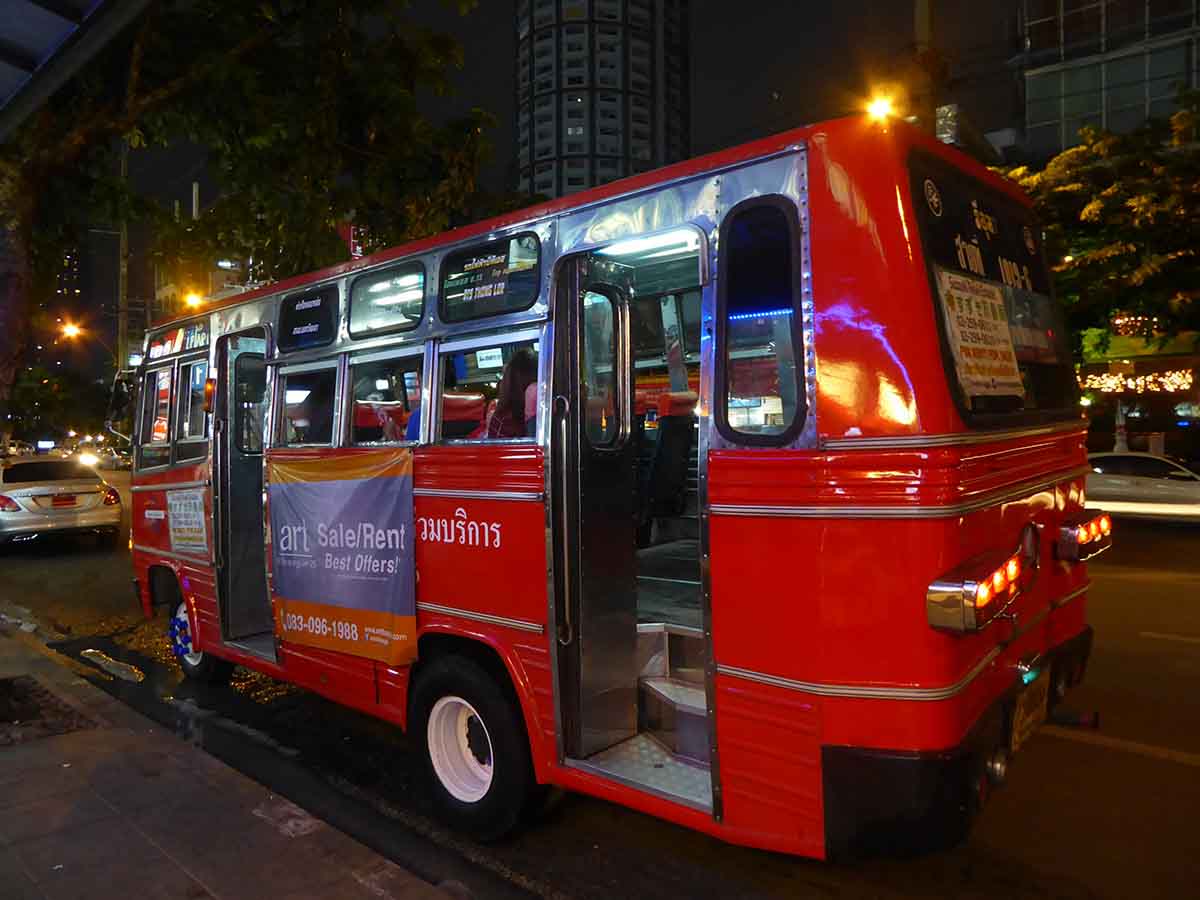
[639,675,709,765]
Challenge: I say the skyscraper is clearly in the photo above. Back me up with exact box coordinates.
[515,0,690,198]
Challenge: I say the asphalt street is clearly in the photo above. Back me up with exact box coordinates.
[1,472,1198,899]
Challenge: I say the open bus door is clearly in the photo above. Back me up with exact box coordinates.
[214,328,275,653]
[552,258,639,759]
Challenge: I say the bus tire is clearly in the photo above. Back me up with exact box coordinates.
[168,599,234,685]
[411,654,535,841]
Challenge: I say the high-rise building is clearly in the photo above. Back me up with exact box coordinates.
[1018,1,1198,159]
[515,0,690,198]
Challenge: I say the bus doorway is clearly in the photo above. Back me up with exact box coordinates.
[553,244,713,812]
[215,328,275,658]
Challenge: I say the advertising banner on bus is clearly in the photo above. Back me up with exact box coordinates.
[266,447,416,666]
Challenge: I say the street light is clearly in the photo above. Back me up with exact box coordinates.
[60,322,115,360]
[184,291,204,308]
[61,322,82,339]
[867,95,896,122]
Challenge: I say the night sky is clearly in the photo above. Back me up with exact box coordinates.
[91,1,1019,360]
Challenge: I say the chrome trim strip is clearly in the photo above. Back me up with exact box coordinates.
[131,543,214,566]
[709,465,1091,520]
[1052,582,1090,609]
[821,419,1086,451]
[416,602,544,635]
[717,647,1004,702]
[131,480,209,493]
[412,488,544,502]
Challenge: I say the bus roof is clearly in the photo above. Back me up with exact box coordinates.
[152,114,1024,332]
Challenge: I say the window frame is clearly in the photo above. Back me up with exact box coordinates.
[713,194,807,448]
[137,364,176,471]
[276,359,342,449]
[175,354,211,461]
[434,326,543,445]
[347,345,425,447]
[348,260,426,339]
[438,233,542,325]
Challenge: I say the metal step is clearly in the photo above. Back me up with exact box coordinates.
[639,674,710,765]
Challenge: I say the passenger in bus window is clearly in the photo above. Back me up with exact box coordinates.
[486,349,537,439]
[288,371,335,444]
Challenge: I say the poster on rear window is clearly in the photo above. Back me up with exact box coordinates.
[266,447,416,666]
[935,268,1025,399]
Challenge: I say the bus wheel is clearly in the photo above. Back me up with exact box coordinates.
[168,600,233,685]
[412,655,534,841]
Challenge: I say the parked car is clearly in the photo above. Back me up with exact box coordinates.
[0,458,122,547]
[1086,452,1200,521]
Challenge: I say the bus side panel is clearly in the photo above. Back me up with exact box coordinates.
[280,642,379,717]
[714,674,826,859]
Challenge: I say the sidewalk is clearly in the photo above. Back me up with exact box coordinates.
[0,625,453,900]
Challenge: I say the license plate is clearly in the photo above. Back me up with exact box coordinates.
[1011,672,1050,753]
[52,494,76,508]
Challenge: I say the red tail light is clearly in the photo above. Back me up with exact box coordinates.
[102,487,121,506]
[1056,510,1112,563]
[928,541,1036,634]
[0,495,19,512]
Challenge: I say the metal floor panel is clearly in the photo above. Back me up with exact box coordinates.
[641,676,706,714]
[225,632,276,661]
[579,734,712,811]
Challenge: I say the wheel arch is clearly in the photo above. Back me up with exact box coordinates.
[413,627,552,784]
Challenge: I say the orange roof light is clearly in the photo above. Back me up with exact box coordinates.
[1099,514,1112,536]
[991,569,1008,593]
[1076,525,1090,544]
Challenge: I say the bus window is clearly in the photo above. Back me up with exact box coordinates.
[438,337,539,440]
[718,199,802,441]
[582,291,618,445]
[176,359,209,461]
[281,368,337,446]
[349,262,425,337]
[350,354,422,444]
[234,353,267,453]
[440,235,540,323]
[139,367,173,468]
[909,153,1078,423]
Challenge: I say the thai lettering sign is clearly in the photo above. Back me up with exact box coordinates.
[936,268,1025,399]
[267,448,416,665]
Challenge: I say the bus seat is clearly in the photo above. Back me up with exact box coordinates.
[640,390,698,533]
[441,392,487,439]
[468,399,498,440]
[354,400,408,442]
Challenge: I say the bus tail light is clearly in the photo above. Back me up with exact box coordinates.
[927,543,1034,634]
[1056,511,1112,563]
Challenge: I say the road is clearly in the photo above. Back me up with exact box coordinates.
[2,476,1198,899]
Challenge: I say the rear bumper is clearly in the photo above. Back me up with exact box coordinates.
[822,626,1093,860]
[0,507,121,543]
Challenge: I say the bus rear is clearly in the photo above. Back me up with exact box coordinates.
[746,120,1106,857]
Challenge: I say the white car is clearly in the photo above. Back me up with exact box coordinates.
[0,458,122,546]
[1086,452,1200,521]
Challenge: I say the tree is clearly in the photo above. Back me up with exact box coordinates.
[0,0,493,448]
[1004,90,1200,351]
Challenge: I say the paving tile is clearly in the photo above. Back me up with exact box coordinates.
[36,863,212,900]
[0,790,117,845]
[0,768,88,811]
[0,874,46,900]
[12,817,164,882]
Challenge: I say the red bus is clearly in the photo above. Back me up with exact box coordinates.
[122,115,1108,860]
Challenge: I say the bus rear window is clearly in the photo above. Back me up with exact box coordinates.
[909,153,1078,424]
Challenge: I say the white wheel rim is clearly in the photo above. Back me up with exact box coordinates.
[427,695,494,803]
[172,601,204,667]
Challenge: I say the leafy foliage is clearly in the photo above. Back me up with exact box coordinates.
[1,0,505,440]
[1004,90,1200,351]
